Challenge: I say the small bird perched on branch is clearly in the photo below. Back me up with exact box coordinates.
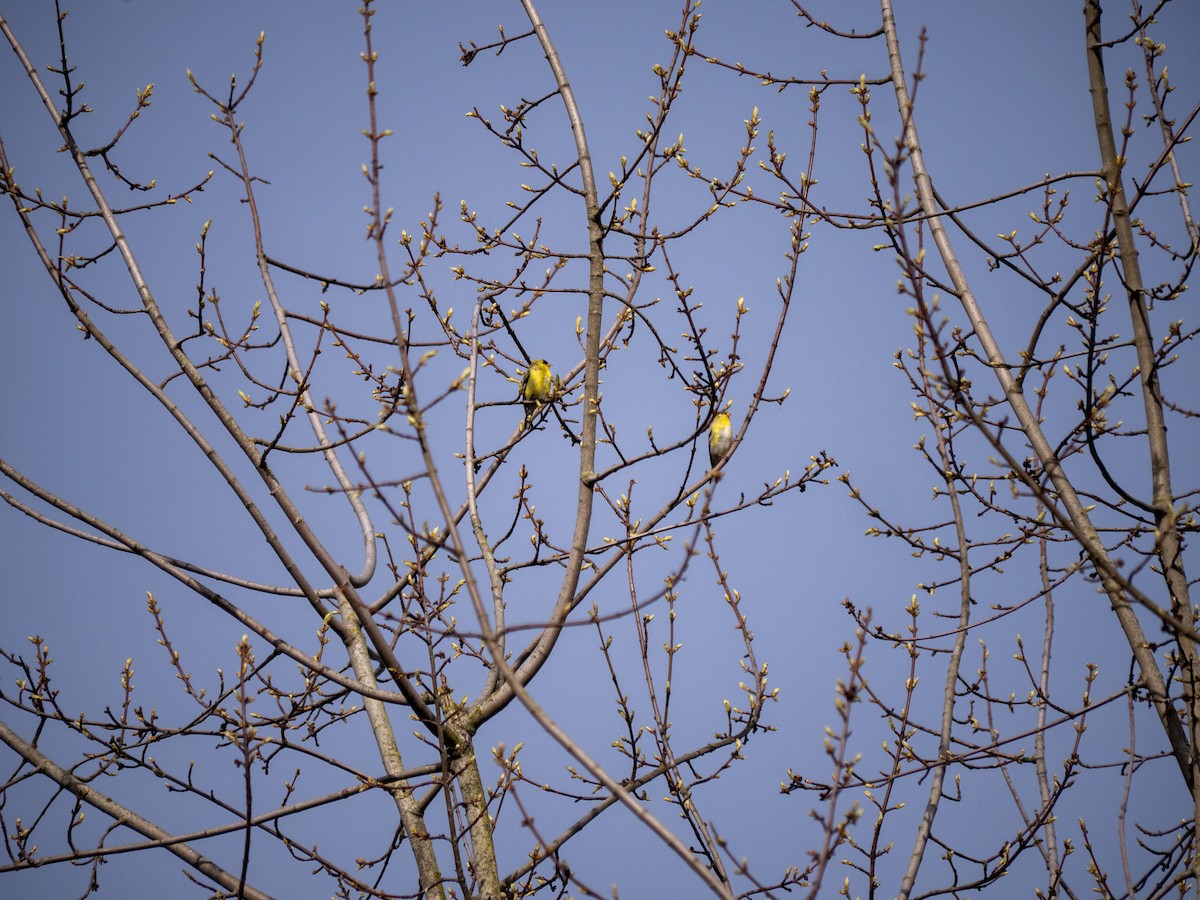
[709,411,732,469]
[520,359,553,427]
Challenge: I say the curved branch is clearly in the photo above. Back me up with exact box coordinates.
[1083,0,1199,825]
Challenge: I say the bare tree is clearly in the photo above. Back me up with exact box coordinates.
[1,1,1195,898]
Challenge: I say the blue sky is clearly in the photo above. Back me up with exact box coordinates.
[2,1,1198,897]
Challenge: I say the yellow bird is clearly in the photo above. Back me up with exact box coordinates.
[520,359,553,426]
[708,411,732,468]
